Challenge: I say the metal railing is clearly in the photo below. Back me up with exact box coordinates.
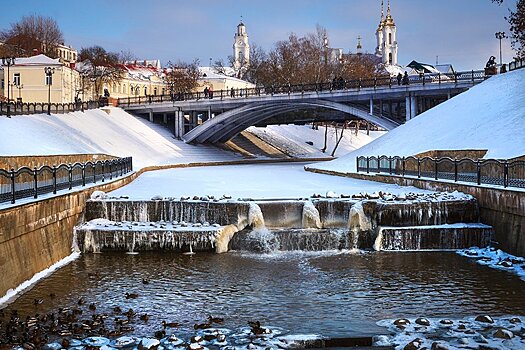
[509,58,525,72]
[0,100,107,116]
[117,69,488,107]
[0,157,133,204]
[356,155,525,189]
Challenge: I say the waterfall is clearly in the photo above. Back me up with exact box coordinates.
[248,202,265,228]
[302,201,321,229]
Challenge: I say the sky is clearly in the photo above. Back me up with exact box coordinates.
[0,0,517,71]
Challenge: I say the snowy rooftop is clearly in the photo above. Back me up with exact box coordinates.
[3,54,61,67]
[199,67,255,87]
[311,68,525,173]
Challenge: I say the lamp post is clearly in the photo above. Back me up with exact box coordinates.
[44,66,55,115]
[16,83,24,102]
[1,57,16,118]
[495,31,506,68]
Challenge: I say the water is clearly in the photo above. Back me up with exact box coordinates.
[2,250,524,343]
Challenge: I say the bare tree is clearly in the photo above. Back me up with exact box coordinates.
[0,15,64,57]
[492,0,525,58]
[331,122,348,157]
[165,59,200,95]
[77,46,125,100]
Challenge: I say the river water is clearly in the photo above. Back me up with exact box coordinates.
[2,250,524,343]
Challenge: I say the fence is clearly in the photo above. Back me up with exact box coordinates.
[0,157,133,204]
[508,57,525,72]
[0,100,106,117]
[356,155,525,189]
[117,69,488,107]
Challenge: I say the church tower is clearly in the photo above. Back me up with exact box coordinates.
[233,21,250,72]
[381,0,398,65]
[375,1,385,57]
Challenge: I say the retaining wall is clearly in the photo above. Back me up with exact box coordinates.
[306,167,525,256]
[0,154,117,171]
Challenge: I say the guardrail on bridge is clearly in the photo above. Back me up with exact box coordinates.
[0,157,133,204]
[356,155,525,189]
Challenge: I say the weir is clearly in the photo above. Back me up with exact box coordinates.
[75,191,494,253]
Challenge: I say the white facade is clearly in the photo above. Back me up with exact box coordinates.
[233,22,250,72]
[375,0,398,66]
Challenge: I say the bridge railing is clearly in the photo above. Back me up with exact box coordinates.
[356,155,525,189]
[117,69,488,107]
[509,57,525,72]
[0,100,105,116]
[0,157,133,205]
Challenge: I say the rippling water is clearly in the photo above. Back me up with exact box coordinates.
[3,251,525,340]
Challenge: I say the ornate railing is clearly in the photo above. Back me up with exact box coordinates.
[117,69,488,107]
[0,157,133,204]
[356,155,525,189]
[508,58,525,72]
[0,100,107,116]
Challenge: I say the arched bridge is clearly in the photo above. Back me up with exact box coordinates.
[118,70,488,144]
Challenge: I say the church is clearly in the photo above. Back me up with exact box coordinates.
[374,0,403,76]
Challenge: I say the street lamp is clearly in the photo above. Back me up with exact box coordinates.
[44,66,55,115]
[495,31,506,68]
[1,57,16,118]
[16,83,24,102]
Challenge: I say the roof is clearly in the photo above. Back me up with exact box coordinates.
[435,64,455,74]
[406,60,440,74]
[198,67,255,87]
[4,54,61,67]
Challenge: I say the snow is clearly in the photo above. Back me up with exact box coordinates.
[311,68,525,173]
[0,107,240,169]
[109,163,430,200]
[458,247,525,281]
[6,54,61,66]
[247,125,384,158]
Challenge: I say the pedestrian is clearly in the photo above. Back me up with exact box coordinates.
[397,72,402,86]
[204,86,209,98]
[402,71,409,85]
[209,86,213,99]
[230,87,235,98]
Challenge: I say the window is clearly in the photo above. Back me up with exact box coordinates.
[389,33,392,45]
[389,53,393,64]
[1,79,4,89]
[154,88,157,95]
[144,87,147,95]
[13,73,20,86]
[45,73,53,85]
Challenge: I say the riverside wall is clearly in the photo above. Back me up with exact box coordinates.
[306,168,525,257]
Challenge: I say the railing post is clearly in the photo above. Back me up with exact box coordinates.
[471,70,474,83]
[438,73,441,85]
[374,77,377,89]
[93,163,97,184]
[434,158,438,180]
[504,161,508,188]
[10,168,16,204]
[366,157,370,174]
[417,159,421,178]
[389,77,392,88]
[454,159,458,182]
[454,73,458,84]
[102,162,105,182]
[82,164,86,186]
[476,160,481,185]
[402,157,406,176]
[356,156,359,173]
[33,167,38,199]
[52,166,57,194]
[68,164,73,190]
[109,162,113,180]
[358,78,362,91]
[389,156,393,174]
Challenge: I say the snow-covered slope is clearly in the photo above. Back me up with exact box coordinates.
[311,68,525,173]
[247,125,384,158]
[0,107,238,169]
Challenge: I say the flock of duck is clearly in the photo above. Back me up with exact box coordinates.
[0,283,272,349]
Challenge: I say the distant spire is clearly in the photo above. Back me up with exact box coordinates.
[357,35,362,53]
[387,0,391,16]
[381,0,384,19]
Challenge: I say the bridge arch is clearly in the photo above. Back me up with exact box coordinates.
[183,99,399,144]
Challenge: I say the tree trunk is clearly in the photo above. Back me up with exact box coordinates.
[321,122,329,153]
[331,122,346,157]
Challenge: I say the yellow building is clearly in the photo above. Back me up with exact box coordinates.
[0,54,81,104]
[56,44,78,66]
[104,60,166,99]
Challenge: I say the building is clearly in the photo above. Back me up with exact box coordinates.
[104,60,166,99]
[0,54,80,104]
[56,44,78,66]
[374,0,404,76]
[233,21,250,73]
[198,67,255,93]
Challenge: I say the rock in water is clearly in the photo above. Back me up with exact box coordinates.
[151,195,163,201]
[394,318,411,327]
[404,338,422,350]
[431,342,449,350]
[139,338,161,349]
[494,328,513,339]
[90,191,107,200]
[415,317,430,326]
[475,315,494,324]
[326,191,337,198]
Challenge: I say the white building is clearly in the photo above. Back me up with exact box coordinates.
[375,0,402,75]
[233,21,250,73]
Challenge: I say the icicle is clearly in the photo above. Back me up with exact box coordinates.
[302,201,321,229]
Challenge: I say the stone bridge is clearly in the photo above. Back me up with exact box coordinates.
[119,71,487,144]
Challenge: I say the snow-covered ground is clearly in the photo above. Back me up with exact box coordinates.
[0,107,239,169]
[311,68,525,173]
[109,163,430,200]
[247,125,384,158]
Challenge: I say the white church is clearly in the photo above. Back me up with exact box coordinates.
[374,0,404,76]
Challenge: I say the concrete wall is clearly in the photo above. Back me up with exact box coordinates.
[0,154,117,171]
[307,168,525,257]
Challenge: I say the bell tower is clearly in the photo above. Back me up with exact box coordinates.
[381,0,398,65]
[233,20,250,72]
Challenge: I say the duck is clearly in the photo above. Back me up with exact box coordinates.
[207,315,224,324]
[139,313,150,322]
[125,292,139,299]
[193,322,212,330]
[162,320,180,328]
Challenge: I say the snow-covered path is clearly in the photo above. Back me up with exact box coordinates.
[110,162,430,200]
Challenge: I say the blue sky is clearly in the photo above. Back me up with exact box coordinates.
[1,0,516,70]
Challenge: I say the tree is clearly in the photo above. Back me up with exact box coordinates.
[0,15,63,57]
[77,46,125,100]
[165,59,200,95]
[493,0,525,58]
